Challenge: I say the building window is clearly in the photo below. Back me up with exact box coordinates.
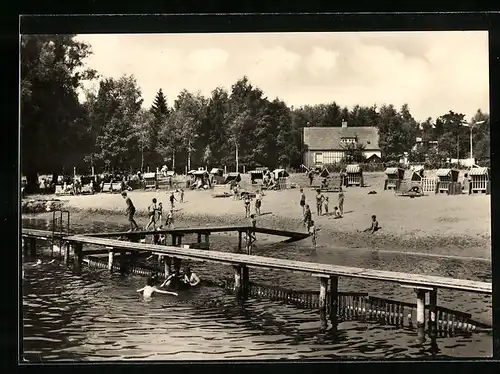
[314,153,323,164]
[315,151,343,164]
[341,137,356,144]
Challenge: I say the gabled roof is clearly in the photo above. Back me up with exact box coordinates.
[346,164,361,173]
[469,167,489,176]
[436,168,458,177]
[303,126,380,150]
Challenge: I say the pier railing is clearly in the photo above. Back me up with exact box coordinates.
[22,227,492,335]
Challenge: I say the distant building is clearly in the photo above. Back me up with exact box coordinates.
[412,137,438,152]
[303,121,381,168]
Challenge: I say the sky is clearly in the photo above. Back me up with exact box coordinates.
[75,31,489,122]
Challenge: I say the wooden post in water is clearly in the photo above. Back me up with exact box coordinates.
[238,231,242,253]
[29,238,37,257]
[319,277,328,330]
[119,250,128,274]
[174,235,182,274]
[233,265,242,301]
[22,237,28,257]
[63,241,70,265]
[241,266,249,300]
[73,242,83,274]
[204,233,210,247]
[107,249,114,272]
[416,289,426,342]
[428,288,438,337]
[329,276,339,330]
[197,233,202,244]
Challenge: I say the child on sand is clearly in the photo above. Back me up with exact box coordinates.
[315,189,324,216]
[244,195,251,217]
[157,202,163,224]
[323,196,329,215]
[137,277,178,298]
[180,188,184,203]
[333,206,342,219]
[299,188,306,214]
[122,192,139,231]
[338,188,345,216]
[169,191,177,210]
[361,215,379,234]
[255,190,262,215]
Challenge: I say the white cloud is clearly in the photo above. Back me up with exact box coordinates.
[74,32,489,122]
[306,47,339,76]
[186,48,229,73]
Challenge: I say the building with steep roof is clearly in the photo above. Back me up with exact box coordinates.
[302,121,381,167]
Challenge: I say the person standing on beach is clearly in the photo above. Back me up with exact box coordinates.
[165,209,174,228]
[323,196,329,216]
[338,187,345,216]
[299,188,306,214]
[315,189,324,216]
[145,198,158,230]
[122,191,139,231]
[244,194,251,217]
[180,188,185,203]
[169,191,177,210]
[255,190,262,215]
[308,170,314,186]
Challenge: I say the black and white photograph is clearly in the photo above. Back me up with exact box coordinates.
[20,26,492,361]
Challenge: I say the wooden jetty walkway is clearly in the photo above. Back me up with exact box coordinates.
[22,226,492,335]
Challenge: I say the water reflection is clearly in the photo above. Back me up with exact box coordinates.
[21,216,492,360]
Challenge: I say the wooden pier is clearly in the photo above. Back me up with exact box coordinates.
[22,227,491,335]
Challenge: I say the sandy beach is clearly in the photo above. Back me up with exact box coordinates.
[23,172,491,261]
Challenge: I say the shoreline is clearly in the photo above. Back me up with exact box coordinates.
[22,201,491,261]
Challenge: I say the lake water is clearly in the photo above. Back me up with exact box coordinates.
[21,216,492,361]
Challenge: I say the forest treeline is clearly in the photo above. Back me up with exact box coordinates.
[21,35,490,188]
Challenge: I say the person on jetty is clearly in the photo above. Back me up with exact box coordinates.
[255,190,262,215]
[309,220,318,248]
[122,192,139,231]
[315,189,324,216]
[248,213,257,243]
[361,215,380,234]
[169,191,177,210]
[299,188,306,214]
[157,202,163,225]
[137,277,178,298]
[145,198,158,230]
[338,187,345,216]
[303,204,312,231]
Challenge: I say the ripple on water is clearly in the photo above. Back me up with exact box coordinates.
[22,217,492,360]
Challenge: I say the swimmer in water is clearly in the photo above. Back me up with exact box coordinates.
[137,277,178,298]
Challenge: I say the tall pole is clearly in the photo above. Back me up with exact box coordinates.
[457,133,460,166]
[235,143,239,173]
[470,125,473,160]
[188,139,191,172]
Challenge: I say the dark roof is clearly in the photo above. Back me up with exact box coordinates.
[303,126,380,150]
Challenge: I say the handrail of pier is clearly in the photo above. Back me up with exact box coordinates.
[62,234,492,295]
[81,226,309,239]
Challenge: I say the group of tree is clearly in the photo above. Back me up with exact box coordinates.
[21,35,490,191]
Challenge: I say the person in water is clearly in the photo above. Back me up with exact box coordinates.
[362,215,380,234]
[181,267,200,287]
[137,277,178,298]
[122,191,139,231]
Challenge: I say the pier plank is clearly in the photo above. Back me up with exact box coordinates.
[61,233,491,294]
